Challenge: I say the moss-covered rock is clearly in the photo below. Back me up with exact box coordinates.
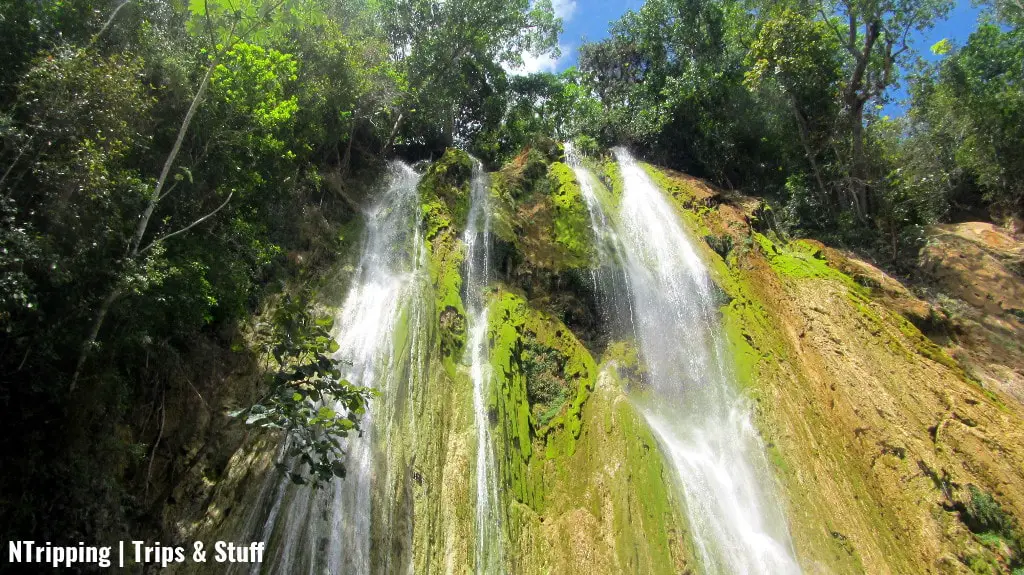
[486,151,604,348]
[486,289,595,506]
[481,287,696,574]
[501,359,695,574]
[490,151,595,276]
[548,162,595,268]
[420,148,473,230]
[418,149,474,362]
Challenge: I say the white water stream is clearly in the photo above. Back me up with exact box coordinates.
[569,145,801,574]
[233,162,424,575]
[462,160,504,574]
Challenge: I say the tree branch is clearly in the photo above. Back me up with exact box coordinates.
[127,18,237,258]
[157,179,180,202]
[0,135,33,195]
[139,191,233,254]
[818,6,851,54]
[89,0,132,47]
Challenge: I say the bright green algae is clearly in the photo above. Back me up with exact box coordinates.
[547,161,595,268]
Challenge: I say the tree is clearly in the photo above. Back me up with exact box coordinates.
[232,292,373,486]
[379,0,560,152]
[746,8,842,210]
[578,0,786,188]
[903,24,1024,218]
[816,0,953,219]
[71,0,291,388]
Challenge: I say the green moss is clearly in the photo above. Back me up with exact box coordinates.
[486,289,597,509]
[612,399,688,573]
[498,361,695,574]
[754,233,862,291]
[419,148,473,231]
[418,151,472,363]
[601,340,647,387]
[767,444,790,473]
[721,297,777,391]
[641,163,703,207]
[598,158,625,202]
[593,366,695,573]
[547,162,595,268]
[487,172,519,246]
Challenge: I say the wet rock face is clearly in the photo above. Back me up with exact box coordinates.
[920,222,1024,320]
[489,147,604,349]
[185,149,1024,575]
[919,222,1024,404]
[645,164,1024,574]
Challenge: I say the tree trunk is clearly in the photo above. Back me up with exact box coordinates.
[129,48,224,257]
[381,112,404,157]
[342,118,357,177]
[850,98,868,221]
[788,97,830,209]
[843,17,878,224]
[69,287,121,391]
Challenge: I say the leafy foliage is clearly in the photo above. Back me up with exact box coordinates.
[904,24,1024,218]
[232,293,373,486]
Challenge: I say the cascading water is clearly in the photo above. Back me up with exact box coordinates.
[230,162,424,575]
[564,143,637,336]
[570,146,801,574]
[462,160,504,574]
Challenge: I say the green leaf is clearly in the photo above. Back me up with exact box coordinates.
[931,38,952,55]
[292,392,303,402]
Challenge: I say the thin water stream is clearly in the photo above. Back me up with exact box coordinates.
[462,160,504,574]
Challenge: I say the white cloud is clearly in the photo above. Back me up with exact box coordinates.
[505,43,571,75]
[504,0,576,76]
[552,0,577,21]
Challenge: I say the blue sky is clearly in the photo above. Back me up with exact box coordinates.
[519,0,986,116]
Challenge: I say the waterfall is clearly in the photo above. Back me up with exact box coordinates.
[563,143,637,337]
[568,146,801,574]
[230,162,424,575]
[462,160,504,574]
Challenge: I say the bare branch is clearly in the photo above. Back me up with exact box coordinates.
[0,135,33,195]
[89,0,132,47]
[157,179,180,202]
[127,19,237,258]
[139,191,233,254]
